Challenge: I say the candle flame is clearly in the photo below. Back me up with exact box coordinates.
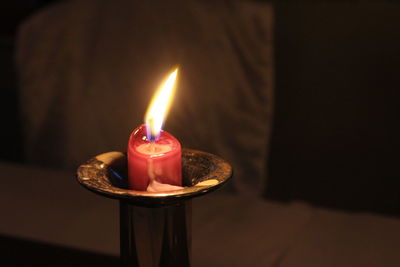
[145,68,178,141]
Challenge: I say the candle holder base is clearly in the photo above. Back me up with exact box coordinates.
[77,149,232,267]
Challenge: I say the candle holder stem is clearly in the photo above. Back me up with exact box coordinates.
[120,200,191,267]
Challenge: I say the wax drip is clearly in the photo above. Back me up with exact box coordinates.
[146,158,183,192]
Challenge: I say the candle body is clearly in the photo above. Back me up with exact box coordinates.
[127,124,182,191]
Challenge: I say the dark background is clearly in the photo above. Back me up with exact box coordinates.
[267,2,400,216]
[1,1,400,216]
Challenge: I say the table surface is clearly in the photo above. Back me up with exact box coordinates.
[1,161,400,267]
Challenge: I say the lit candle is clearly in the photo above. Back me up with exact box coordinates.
[127,68,182,191]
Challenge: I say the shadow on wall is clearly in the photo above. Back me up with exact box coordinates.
[267,2,400,216]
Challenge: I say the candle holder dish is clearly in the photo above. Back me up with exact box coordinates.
[77,148,232,267]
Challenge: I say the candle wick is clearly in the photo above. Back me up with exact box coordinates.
[149,134,157,142]
[146,118,158,142]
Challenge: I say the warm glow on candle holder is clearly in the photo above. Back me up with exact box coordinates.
[77,149,232,266]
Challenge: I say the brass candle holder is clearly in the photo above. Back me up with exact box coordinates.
[77,148,232,267]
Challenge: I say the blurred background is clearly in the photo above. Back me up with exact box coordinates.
[3,0,399,214]
[0,0,400,266]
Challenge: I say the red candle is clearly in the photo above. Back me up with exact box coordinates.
[127,68,182,191]
[128,124,181,191]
